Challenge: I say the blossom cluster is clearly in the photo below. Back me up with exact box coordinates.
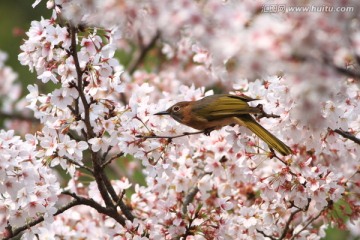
[0,51,20,112]
[0,0,359,239]
[0,130,60,238]
[18,12,127,175]
[0,51,29,132]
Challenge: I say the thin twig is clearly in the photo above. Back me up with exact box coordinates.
[323,56,360,80]
[117,31,160,106]
[332,128,360,145]
[136,130,205,140]
[101,152,124,168]
[70,25,95,138]
[100,172,134,221]
[182,173,210,214]
[127,31,160,75]
[182,186,200,214]
[4,200,81,240]
[67,105,77,116]
[180,205,202,239]
[115,190,126,207]
[290,210,324,240]
[333,65,360,80]
[101,146,113,163]
[256,229,276,240]
[0,111,38,123]
[62,191,126,225]
[255,104,280,120]
[140,103,280,141]
[279,208,302,240]
[63,156,94,174]
[271,151,295,172]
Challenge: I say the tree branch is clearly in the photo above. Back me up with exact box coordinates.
[331,128,360,145]
[278,208,302,240]
[92,154,115,208]
[290,210,324,240]
[100,172,134,221]
[136,130,205,140]
[63,156,94,174]
[118,31,160,106]
[254,104,280,120]
[4,199,81,240]
[101,146,113,163]
[101,152,124,168]
[182,186,199,214]
[0,111,38,123]
[256,229,277,240]
[182,173,210,214]
[323,55,360,80]
[127,31,160,75]
[63,191,126,225]
[70,25,95,138]
[69,25,118,212]
[333,65,360,80]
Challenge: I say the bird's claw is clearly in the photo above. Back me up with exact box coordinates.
[204,128,215,136]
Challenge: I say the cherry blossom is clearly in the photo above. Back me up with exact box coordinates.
[0,0,359,239]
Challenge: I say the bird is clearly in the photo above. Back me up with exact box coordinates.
[154,94,292,156]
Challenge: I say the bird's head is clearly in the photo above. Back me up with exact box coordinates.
[154,101,191,124]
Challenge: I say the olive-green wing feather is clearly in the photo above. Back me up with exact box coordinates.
[236,115,292,156]
[228,94,258,102]
[194,94,261,121]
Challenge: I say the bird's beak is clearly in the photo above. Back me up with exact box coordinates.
[154,110,170,115]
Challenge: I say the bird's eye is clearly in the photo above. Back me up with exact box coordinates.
[172,106,180,112]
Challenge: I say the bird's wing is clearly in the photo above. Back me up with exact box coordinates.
[229,94,259,102]
[196,95,261,121]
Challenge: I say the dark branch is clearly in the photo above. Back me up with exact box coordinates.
[63,191,126,226]
[279,208,302,240]
[333,65,360,79]
[100,172,134,221]
[70,25,95,138]
[117,31,160,106]
[4,200,80,240]
[256,229,276,240]
[323,55,360,80]
[182,186,199,214]
[136,130,205,140]
[290,210,324,240]
[127,31,160,75]
[69,25,119,212]
[271,150,294,170]
[63,156,94,174]
[254,104,280,120]
[182,173,210,214]
[116,31,160,105]
[0,111,38,123]
[332,128,360,145]
[101,146,113,163]
[92,155,116,208]
[101,152,124,168]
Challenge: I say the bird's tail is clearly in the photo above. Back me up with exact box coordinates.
[235,115,292,156]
